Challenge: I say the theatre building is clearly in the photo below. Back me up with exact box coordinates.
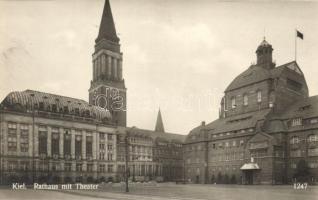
[184,39,318,185]
[0,0,185,184]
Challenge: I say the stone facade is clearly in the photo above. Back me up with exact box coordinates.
[0,0,185,185]
[184,40,318,185]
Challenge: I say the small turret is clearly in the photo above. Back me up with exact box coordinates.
[256,38,275,69]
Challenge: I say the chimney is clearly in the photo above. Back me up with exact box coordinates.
[201,121,206,126]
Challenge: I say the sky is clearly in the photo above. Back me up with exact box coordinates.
[1,0,318,135]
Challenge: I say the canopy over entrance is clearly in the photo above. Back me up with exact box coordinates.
[240,163,260,170]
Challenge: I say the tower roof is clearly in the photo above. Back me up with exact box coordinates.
[155,109,165,133]
[256,38,272,51]
[95,0,119,43]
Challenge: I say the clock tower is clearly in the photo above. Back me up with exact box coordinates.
[89,0,126,126]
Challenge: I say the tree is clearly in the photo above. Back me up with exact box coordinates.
[294,159,310,182]
[230,174,237,184]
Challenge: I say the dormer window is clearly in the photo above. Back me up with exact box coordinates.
[231,97,236,108]
[243,94,248,106]
[292,118,302,127]
[257,91,262,103]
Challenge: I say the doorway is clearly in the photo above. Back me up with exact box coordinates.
[245,171,253,185]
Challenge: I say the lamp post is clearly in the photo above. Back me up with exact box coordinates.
[124,130,129,192]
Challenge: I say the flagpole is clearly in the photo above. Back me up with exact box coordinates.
[295,29,297,62]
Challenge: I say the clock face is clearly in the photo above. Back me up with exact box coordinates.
[96,94,107,109]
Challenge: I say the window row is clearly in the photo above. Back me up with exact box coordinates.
[290,134,318,144]
[230,90,262,108]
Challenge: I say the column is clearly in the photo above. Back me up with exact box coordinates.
[59,128,64,158]
[105,133,108,161]
[113,134,117,161]
[92,131,97,160]
[118,60,123,80]
[28,124,33,157]
[71,129,75,159]
[107,55,112,79]
[47,126,51,157]
[2,121,8,155]
[17,124,21,153]
[96,132,100,160]
[82,131,86,160]
[113,58,118,80]
[34,125,39,157]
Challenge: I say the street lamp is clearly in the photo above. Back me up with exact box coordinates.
[124,130,129,192]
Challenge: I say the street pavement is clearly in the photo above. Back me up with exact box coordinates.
[0,183,317,200]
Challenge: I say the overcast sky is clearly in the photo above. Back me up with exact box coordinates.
[1,0,318,135]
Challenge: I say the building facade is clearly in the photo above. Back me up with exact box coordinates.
[184,40,318,185]
[0,0,185,185]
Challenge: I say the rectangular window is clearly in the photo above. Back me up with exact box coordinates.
[243,94,248,106]
[86,136,93,157]
[87,164,93,172]
[108,153,113,161]
[8,123,17,152]
[52,132,59,155]
[99,133,105,140]
[38,126,47,155]
[75,135,82,157]
[308,148,318,157]
[108,164,113,173]
[8,161,18,171]
[52,163,59,171]
[292,118,302,126]
[310,118,318,124]
[107,144,113,150]
[76,164,82,172]
[20,161,29,171]
[65,163,72,171]
[64,130,71,156]
[257,91,262,102]
[99,164,105,172]
[107,134,113,140]
[231,97,236,108]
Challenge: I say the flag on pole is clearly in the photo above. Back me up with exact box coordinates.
[296,30,304,40]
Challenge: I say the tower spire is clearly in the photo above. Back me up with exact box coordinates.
[96,0,119,43]
[155,109,165,133]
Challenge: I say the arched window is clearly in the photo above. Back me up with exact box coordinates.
[308,134,318,143]
[231,97,236,108]
[243,94,248,106]
[290,136,300,145]
[257,91,262,102]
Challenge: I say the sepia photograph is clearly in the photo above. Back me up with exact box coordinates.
[0,0,318,199]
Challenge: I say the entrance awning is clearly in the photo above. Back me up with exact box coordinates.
[240,163,260,170]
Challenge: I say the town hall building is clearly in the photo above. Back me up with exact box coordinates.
[0,0,184,185]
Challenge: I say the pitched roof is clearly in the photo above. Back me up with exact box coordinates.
[281,95,318,120]
[128,127,186,143]
[155,109,165,132]
[0,90,111,122]
[186,109,271,143]
[95,0,119,43]
[225,61,299,92]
